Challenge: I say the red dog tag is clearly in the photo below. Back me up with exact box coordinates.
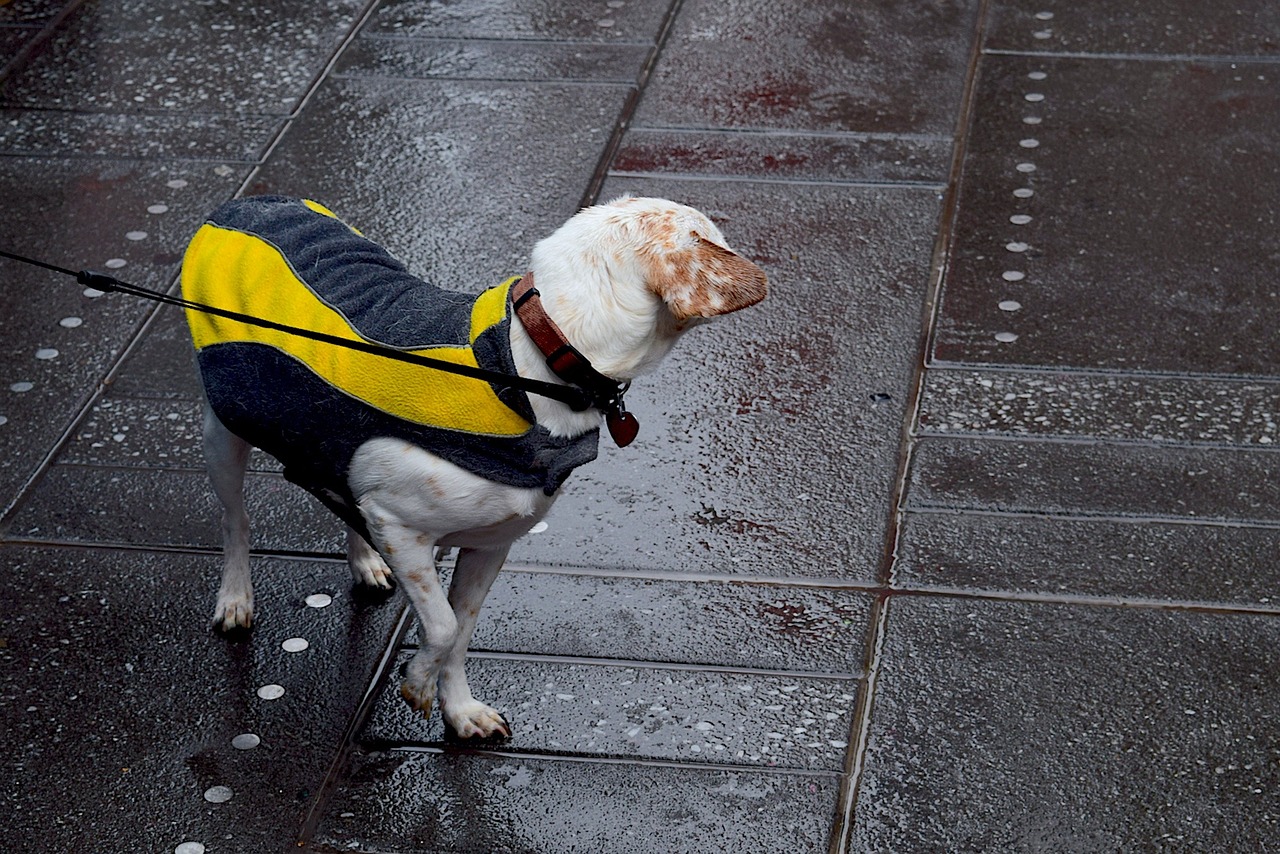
[606,410,639,448]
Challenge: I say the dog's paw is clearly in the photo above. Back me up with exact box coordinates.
[212,592,254,633]
[442,700,512,741]
[348,546,394,590]
[399,679,437,717]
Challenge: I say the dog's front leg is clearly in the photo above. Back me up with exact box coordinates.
[364,520,458,717]
[437,545,512,739]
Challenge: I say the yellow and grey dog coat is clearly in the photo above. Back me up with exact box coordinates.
[182,196,598,532]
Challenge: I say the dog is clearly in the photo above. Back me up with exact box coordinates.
[181,195,767,739]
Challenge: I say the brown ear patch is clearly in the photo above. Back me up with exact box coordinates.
[649,232,768,322]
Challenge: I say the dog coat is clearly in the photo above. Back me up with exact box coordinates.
[182,195,599,534]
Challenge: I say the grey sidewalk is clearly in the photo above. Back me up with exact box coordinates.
[1,1,1279,852]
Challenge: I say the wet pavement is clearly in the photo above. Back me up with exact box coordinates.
[1,2,1278,852]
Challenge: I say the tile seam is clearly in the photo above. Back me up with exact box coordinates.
[608,169,946,190]
[383,743,844,777]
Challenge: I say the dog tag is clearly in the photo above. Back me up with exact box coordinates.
[606,409,639,448]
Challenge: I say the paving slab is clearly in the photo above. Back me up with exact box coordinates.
[933,55,1280,374]
[850,596,1280,851]
[895,511,1280,607]
[0,107,282,160]
[0,544,404,854]
[454,569,873,673]
[611,127,951,186]
[908,435,1280,524]
[919,367,1280,446]
[985,0,1280,57]
[7,465,344,553]
[0,158,242,517]
[365,0,665,42]
[364,653,858,770]
[337,35,648,83]
[635,0,979,135]
[313,749,839,854]
[0,0,365,114]
[512,175,938,581]
[0,0,75,25]
[243,74,629,286]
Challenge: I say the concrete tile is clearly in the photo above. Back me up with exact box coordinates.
[986,1,1280,57]
[612,128,952,185]
[934,56,1280,375]
[423,569,872,674]
[0,107,281,160]
[636,0,980,134]
[908,436,1280,525]
[314,749,838,853]
[895,512,1280,608]
[851,596,1280,850]
[0,545,404,854]
[365,654,858,770]
[367,0,666,42]
[107,308,205,400]
[338,35,648,82]
[920,368,1280,447]
[55,395,281,474]
[0,1,73,25]
[512,176,939,581]
[0,158,241,515]
[243,75,628,287]
[7,465,343,553]
[0,0,365,114]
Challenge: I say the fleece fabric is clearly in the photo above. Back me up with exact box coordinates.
[181,196,598,534]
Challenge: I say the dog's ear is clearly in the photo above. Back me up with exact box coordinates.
[651,231,768,323]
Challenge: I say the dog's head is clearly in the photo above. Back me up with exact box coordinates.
[600,196,768,325]
[528,197,767,379]
[533,197,767,324]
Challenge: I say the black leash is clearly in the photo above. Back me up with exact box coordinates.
[0,248,599,412]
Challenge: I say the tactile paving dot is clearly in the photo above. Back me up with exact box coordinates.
[10,381,34,392]
[529,521,550,534]
[257,684,285,700]
[167,179,189,189]
[1009,214,1033,225]
[203,785,233,804]
[994,331,1019,343]
[1002,271,1026,281]
[105,258,127,269]
[1028,70,1048,80]
[305,593,332,608]
[1025,92,1045,102]
[0,416,8,427]
[147,204,170,214]
[59,316,83,328]
[1013,188,1035,199]
[125,231,148,241]
[174,843,205,854]
[1016,162,1037,173]
[999,300,1023,311]
[231,733,261,750]
[35,348,59,360]
[282,637,309,653]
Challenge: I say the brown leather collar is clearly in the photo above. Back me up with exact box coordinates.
[511,272,639,447]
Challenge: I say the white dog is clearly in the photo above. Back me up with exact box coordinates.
[182,195,766,739]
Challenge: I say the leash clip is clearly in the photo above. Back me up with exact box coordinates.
[76,270,121,293]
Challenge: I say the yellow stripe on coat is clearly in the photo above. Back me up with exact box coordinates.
[181,222,531,437]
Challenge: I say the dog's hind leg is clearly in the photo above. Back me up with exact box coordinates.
[202,403,254,631]
[346,527,394,590]
[437,545,512,739]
